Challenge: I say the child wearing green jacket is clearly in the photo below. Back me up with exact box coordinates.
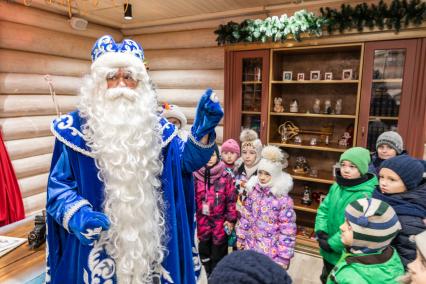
[315,147,378,283]
[327,197,404,284]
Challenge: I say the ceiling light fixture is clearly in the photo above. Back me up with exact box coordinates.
[124,3,133,20]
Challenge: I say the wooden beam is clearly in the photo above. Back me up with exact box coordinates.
[0,49,90,76]
[157,89,224,107]
[12,154,52,179]
[150,70,224,89]
[0,73,81,95]
[145,47,224,70]
[5,136,55,160]
[20,174,47,202]
[0,95,78,118]
[0,115,55,141]
[131,28,218,50]
[0,21,93,60]
[122,13,268,35]
[0,1,121,40]
[22,191,46,216]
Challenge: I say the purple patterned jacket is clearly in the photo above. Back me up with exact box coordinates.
[236,175,296,266]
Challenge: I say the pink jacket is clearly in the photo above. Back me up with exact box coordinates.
[194,161,237,245]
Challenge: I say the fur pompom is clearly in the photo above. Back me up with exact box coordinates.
[261,145,283,163]
[240,129,258,142]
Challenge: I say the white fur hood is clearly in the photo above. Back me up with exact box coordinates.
[245,172,293,197]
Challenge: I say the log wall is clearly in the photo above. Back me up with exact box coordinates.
[0,2,119,217]
[0,1,224,218]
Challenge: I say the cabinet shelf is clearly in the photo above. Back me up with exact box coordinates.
[270,112,356,119]
[270,142,349,153]
[242,81,262,84]
[291,170,335,184]
[271,80,359,84]
[295,235,320,256]
[369,116,398,121]
[293,197,319,214]
[242,111,261,115]
[372,79,403,83]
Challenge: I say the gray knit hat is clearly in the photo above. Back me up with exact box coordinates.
[376,131,404,154]
[345,197,401,254]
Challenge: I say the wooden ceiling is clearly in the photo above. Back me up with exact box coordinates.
[15,0,341,30]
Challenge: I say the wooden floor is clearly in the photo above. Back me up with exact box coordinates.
[288,251,323,284]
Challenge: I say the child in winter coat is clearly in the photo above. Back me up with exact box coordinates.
[193,145,237,276]
[236,145,296,269]
[368,131,406,175]
[315,147,378,283]
[400,230,426,284]
[372,155,426,268]
[220,138,240,176]
[235,129,262,211]
[327,197,404,284]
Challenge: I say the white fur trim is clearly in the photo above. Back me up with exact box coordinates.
[163,106,187,128]
[245,175,259,194]
[270,172,293,197]
[63,200,91,232]
[91,52,144,70]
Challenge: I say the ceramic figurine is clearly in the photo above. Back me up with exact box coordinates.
[313,98,321,114]
[338,132,351,147]
[335,99,342,115]
[309,137,317,146]
[273,97,284,113]
[294,135,302,144]
[324,99,332,114]
[293,156,310,174]
[290,99,299,113]
[301,186,313,206]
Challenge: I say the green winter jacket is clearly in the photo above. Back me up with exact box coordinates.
[315,173,378,264]
[326,246,404,284]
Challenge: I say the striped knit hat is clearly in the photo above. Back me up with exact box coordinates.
[345,197,401,254]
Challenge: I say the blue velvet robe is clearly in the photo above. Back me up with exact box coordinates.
[46,111,214,284]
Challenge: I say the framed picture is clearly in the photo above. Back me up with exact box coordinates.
[342,69,353,80]
[310,70,320,81]
[324,72,333,80]
[297,73,305,81]
[283,71,293,81]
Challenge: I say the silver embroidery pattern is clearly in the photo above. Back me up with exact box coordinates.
[45,222,51,283]
[188,134,215,149]
[161,122,178,148]
[51,119,95,158]
[63,200,91,232]
[56,114,85,138]
[84,239,115,284]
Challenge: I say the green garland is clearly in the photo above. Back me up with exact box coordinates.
[214,0,426,45]
[214,10,325,45]
[321,0,426,33]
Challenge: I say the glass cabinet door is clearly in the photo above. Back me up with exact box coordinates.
[228,50,269,143]
[241,58,263,134]
[357,40,417,151]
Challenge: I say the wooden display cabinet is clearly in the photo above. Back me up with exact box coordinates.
[224,50,270,143]
[268,44,363,252]
[357,40,419,153]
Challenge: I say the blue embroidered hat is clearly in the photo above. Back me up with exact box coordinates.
[91,35,145,69]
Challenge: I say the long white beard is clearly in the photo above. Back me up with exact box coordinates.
[78,70,165,284]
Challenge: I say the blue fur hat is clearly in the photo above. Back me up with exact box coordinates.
[91,35,144,70]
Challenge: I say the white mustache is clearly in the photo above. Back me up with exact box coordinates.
[105,87,138,101]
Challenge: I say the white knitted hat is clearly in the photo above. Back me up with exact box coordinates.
[240,129,262,164]
[162,104,187,129]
